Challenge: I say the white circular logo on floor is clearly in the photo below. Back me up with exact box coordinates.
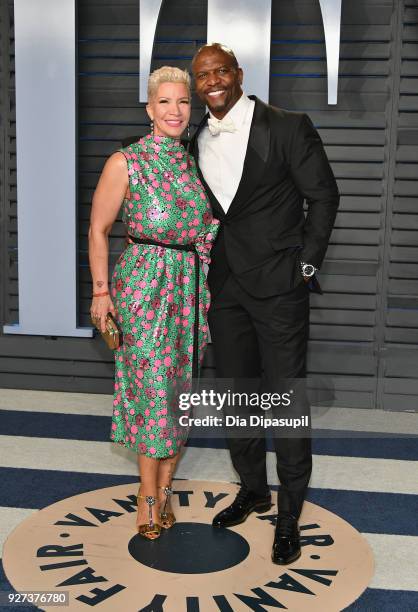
[3,480,374,611]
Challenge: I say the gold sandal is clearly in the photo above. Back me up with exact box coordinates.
[159,485,176,529]
[136,491,161,540]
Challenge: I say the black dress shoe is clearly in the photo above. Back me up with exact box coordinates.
[212,487,272,528]
[272,514,301,565]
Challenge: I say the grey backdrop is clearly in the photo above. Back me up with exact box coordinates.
[0,0,417,410]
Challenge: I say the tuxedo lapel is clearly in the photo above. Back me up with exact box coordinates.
[197,167,226,219]
[190,97,270,220]
[226,96,270,217]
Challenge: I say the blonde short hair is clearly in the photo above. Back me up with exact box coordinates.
[147,66,191,100]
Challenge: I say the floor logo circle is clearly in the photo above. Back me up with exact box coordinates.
[3,480,374,611]
[129,522,250,573]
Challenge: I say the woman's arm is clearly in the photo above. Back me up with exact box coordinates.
[88,152,129,332]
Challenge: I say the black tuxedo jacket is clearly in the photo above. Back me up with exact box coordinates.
[189,96,340,298]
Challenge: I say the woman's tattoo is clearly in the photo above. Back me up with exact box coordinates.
[96,281,104,288]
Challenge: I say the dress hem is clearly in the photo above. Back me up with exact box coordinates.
[110,436,182,459]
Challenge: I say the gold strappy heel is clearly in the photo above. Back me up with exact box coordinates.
[136,491,161,540]
[159,486,176,529]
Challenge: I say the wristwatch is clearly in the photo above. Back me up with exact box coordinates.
[300,261,317,278]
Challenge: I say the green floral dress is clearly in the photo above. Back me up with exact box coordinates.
[110,135,219,458]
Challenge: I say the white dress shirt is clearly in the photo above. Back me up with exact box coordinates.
[198,93,255,213]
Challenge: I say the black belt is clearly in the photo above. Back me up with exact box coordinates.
[127,235,200,379]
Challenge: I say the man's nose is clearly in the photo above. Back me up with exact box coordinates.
[206,71,220,87]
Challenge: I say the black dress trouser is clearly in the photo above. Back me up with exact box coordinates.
[208,273,312,519]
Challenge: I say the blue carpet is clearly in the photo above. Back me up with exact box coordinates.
[343,587,418,611]
[1,409,417,460]
[189,433,418,461]
[0,467,137,509]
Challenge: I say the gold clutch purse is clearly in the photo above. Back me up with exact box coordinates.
[91,313,121,350]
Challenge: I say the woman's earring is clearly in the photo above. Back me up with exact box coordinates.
[187,124,190,139]
[150,120,154,136]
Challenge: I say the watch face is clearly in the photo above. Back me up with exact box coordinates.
[302,264,315,277]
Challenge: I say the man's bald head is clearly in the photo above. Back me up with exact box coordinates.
[192,43,239,70]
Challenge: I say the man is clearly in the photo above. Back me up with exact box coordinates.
[190,43,339,565]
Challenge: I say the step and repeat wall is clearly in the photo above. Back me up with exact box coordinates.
[0,0,417,410]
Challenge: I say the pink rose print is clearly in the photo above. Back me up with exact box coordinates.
[166,229,178,240]
[166,366,176,379]
[139,358,150,369]
[168,304,179,317]
[136,414,145,427]
[128,300,142,316]
[175,198,187,210]
[163,170,175,182]
[145,387,157,399]
[110,136,218,458]
[124,333,134,346]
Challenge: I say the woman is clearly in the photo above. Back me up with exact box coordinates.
[88,66,219,540]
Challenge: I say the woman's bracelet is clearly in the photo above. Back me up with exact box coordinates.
[92,291,109,298]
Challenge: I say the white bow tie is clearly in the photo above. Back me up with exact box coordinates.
[207,116,236,136]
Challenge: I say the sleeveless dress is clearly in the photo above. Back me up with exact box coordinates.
[110,134,219,458]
